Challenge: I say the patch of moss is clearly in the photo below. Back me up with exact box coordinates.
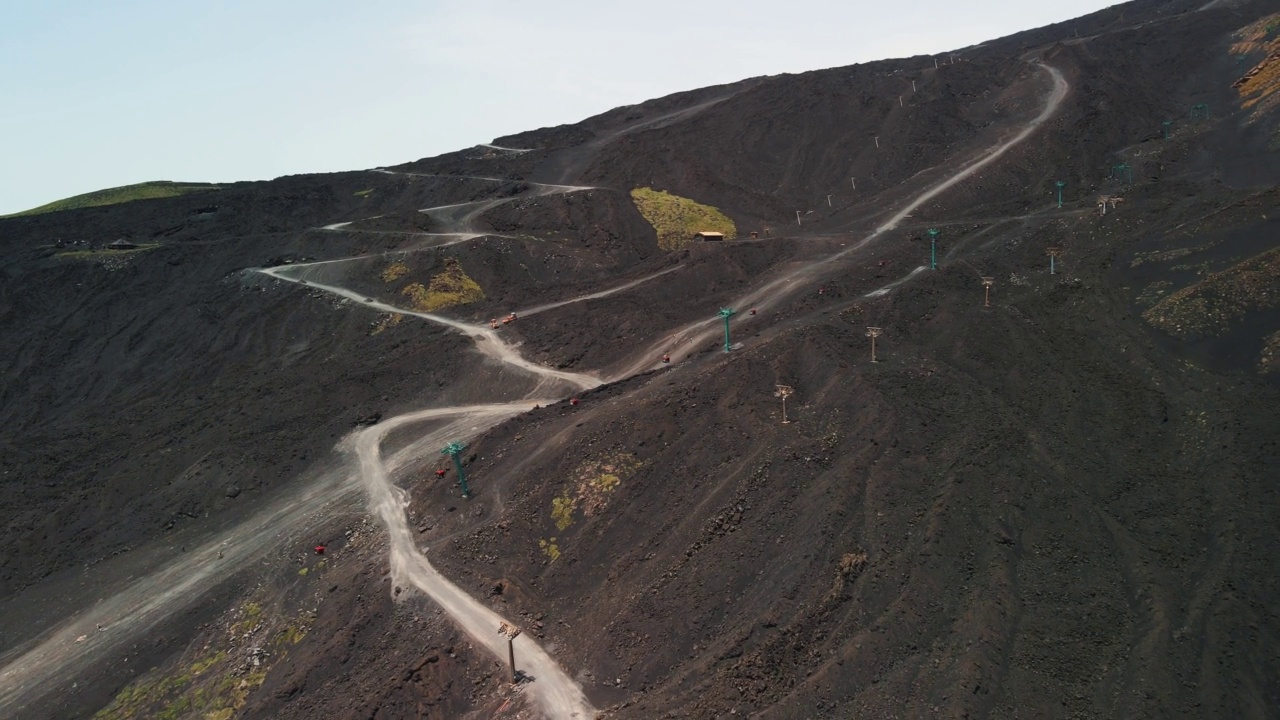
[354,188,374,197]
[94,648,217,719]
[401,257,484,312]
[155,695,192,720]
[276,625,307,646]
[189,651,226,676]
[231,601,263,635]
[381,261,409,282]
[370,313,404,336]
[94,597,311,720]
[538,538,561,561]
[630,187,736,251]
[551,493,577,531]
[573,452,643,516]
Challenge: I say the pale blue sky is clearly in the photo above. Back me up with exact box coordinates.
[0,1,1118,214]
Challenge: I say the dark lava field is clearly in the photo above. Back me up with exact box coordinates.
[2,0,1279,718]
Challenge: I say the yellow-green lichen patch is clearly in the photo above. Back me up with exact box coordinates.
[231,601,262,635]
[538,538,561,561]
[572,452,643,516]
[538,452,644,563]
[380,261,409,283]
[94,599,315,720]
[551,493,578,531]
[630,187,736,251]
[401,257,485,312]
[370,313,404,336]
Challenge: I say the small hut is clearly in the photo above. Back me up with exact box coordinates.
[107,238,138,250]
[694,231,726,242]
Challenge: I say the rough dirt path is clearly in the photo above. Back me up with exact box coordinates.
[478,143,533,154]
[0,464,358,716]
[516,266,684,318]
[253,180,616,718]
[0,179,607,718]
[263,63,1070,720]
[611,62,1069,380]
[258,266,600,392]
[355,403,595,718]
[533,90,748,186]
[0,62,1070,720]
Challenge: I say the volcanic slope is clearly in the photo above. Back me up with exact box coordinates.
[1,0,1278,717]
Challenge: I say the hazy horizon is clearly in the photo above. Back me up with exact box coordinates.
[0,0,1120,215]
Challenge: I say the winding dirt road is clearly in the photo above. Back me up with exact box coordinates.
[0,62,1069,720]
[355,403,595,717]
[614,63,1069,379]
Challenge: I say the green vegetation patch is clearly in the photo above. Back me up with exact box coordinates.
[551,493,577,531]
[354,188,374,197]
[630,187,736,251]
[381,261,409,282]
[276,624,308,646]
[401,257,484,312]
[94,648,224,720]
[6,181,219,218]
[538,537,561,561]
[572,452,643,516]
[95,599,315,720]
[370,313,404,336]
[230,601,262,635]
[540,452,644,562]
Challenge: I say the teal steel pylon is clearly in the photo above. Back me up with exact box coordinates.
[441,442,470,498]
[1162,119,1173,140]
[1056,181,1066,209]
[927,228,939,269]
[718,307,737,352]
[1111,163,1132,184]
[1190,103,1210,121]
